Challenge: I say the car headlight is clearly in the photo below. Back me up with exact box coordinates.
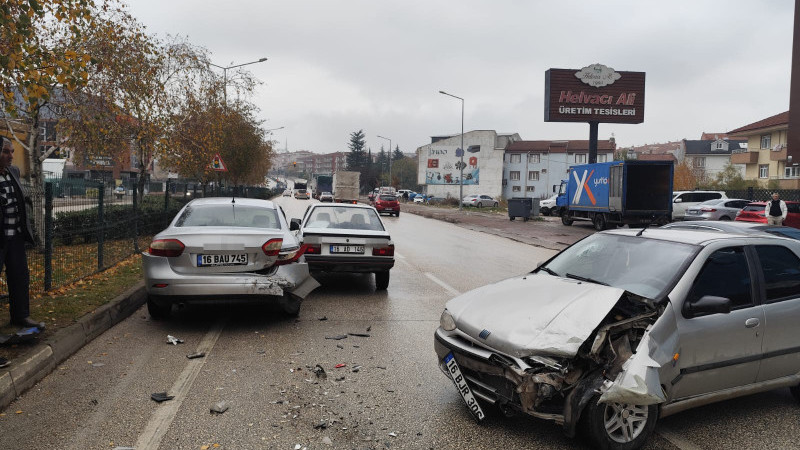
[440,310,456,331]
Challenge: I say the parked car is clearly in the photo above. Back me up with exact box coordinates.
[413,195,426,204]
[291,203,394,290]
[736,201,800,228]
[671,190,727,220]
[294,189,310,200]
[682,198,750,221]
[142,198,320,319]
[461,194,498,208]
[318,192,334,202]
[539,194,559,216]
[661,220,800,240]
[434,227,800,449]
[282,189,292,197]
[374,194,400,216]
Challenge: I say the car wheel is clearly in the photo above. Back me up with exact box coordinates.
[147,295,171,320]
[593,214,607,231]
[493,202,498,207]
[279,293,302,317]
[561,211,574,226]
[477,202,483,208]
[509,217,515,221]
[375,271,390,290]
[395,211,400,217]
[719,216,732,221]
[580,395,658,450]
[790,384,800,402]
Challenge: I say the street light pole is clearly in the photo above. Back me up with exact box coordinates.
[377,135,392,186]
[439,90,464,211]
[209,57,268,104]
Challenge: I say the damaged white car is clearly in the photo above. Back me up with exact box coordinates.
[435,228,800,449]
[142,197,319,319]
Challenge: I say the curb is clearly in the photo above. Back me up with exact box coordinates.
[0,281,146,411]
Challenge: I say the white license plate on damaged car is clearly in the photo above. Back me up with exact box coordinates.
[330,245,365,254]
[444,352,485,421]
[197,254,248,267]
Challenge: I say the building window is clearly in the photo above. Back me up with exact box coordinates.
[761,134,772,149]
[528,153,540,163]
[692,157,706,168]
[512,186,521,192]
[759,164,769,179]
[510,171,520,181]
[574,153,587,164]
[597,154,608,163]
[510,154,521,163]
[786,166,800,178]
[528,171,539,181]
[715,141,724,150]
[526,186,535,192]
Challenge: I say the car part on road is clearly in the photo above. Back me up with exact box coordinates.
[187,351,206,359]
[150,392,174,403]
[166,335,184,345]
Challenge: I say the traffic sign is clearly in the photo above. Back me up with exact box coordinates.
[455,148,464,157]
[211,153,227,172]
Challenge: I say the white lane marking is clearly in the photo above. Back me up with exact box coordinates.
[658,426,704,450]
[395,252,405,260]
[425,273,461,297]
[134,319,227,449]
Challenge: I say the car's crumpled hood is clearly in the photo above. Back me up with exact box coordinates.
[447,273,625,358]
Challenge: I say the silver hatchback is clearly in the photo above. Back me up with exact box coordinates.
[434,228,800,449]
[142,198,319,318]
[683,198,750,221]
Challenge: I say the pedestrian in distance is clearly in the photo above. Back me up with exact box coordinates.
[0,136,43,330]
[765,192,788,226]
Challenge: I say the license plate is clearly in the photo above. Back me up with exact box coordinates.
[197,254,248,267]
[330,245,364,254]
[444,352,485,421]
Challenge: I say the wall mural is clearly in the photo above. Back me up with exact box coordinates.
[425,145,480,185]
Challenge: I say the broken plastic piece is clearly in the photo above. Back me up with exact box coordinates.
[314,420,328,429]
[351,365,361,373]
[314,364,327,379]
[334,363,346,369]
[348,333,370,337]
[167,335,184,345]
[210,401,229,414]
[151,392,174,403]
[325,335,347,340]
[318,316,328,321]
[187,351,206,359]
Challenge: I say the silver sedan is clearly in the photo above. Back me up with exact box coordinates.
[142,197,319,318]
[682,198,750,221]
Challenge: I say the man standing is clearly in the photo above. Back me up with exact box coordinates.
[0,136,43,330]
[765,192,788,226]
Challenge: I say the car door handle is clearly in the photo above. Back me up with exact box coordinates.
[745,318,760,328]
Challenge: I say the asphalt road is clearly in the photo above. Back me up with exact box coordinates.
[1,198,799,449]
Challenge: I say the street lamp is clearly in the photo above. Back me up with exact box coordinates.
[377,135,392,186]
[209,57,268,104]
[439,90,464,211]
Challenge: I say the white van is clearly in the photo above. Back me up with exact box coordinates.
[672,190,727,220]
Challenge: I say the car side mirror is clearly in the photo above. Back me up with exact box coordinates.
[290,218,301,231]
[673,198,683,203]
[683,295,731,318]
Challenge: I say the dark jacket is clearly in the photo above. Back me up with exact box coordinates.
[2,165,35,245]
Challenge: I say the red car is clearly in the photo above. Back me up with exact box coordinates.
[735,201,800,228]
[374,194,400,217]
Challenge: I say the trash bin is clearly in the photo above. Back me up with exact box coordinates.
[508,197,533,221]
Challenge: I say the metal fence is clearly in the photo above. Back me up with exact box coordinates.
[726,188,800,202]
[0,177,280,297]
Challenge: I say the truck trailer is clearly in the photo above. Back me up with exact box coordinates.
[332,171,360,204]
[555,160,673,230]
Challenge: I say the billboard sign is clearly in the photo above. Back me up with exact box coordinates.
[545,64,645,124]
[424,146,480,185]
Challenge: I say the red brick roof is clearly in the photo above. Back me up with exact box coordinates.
[637,153,676,162]
[728,111,789,135]
[506,140,615,153]
[700,132,730,140]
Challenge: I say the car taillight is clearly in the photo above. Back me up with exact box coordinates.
[304,244,322,255]
[372,244,394,256]
[148,239,185,257]
[736,210,742,216]
[700,207,717,212]
[261,238,283,256]
[275,244,308,266]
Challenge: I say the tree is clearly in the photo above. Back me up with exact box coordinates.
[673,160,698,190]
[711,162,749,190]
[391,156,419,190]
[346,129,368,170]
[392,144,404,160]
[216,105,274,186]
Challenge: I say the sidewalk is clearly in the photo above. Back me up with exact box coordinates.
[0,201,593,411]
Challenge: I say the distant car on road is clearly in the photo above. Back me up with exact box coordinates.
[682,198,750,221]
[539,194,558,216]
[142,198,319,319]
[282,189,292,197]
[374,194,400,217]
[671,190,727,220]
[413,195,425,204]
[291,203,394,290]
[318,192,334,202]
[294,189,310,200]
[461,194,498,208]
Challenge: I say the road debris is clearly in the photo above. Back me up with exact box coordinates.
[336,344,344,349]
[334,363,346,369]
[314,420,328,429]
[389,432,398,437]
[187,351,206,359]
[150,392,174,403]
[351,365,361,373]
[322,436,333,445]
[313,364,327,379]
[210,401,229,414]
[318,316,328,321]
[348,333,370,337]
[325,335,347,340]
[166,335,184,345]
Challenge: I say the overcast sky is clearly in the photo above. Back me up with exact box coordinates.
[126,1,795,154]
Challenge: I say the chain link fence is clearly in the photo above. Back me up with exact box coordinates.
[0,176,280,297]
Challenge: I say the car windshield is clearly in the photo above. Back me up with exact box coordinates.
[175,205,281,229]
[542,233,698,299]
[306,206,385,231]
[379,195,397,201]
[742,204,765,212]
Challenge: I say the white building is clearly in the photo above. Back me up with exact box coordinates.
[416,131,520,199]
